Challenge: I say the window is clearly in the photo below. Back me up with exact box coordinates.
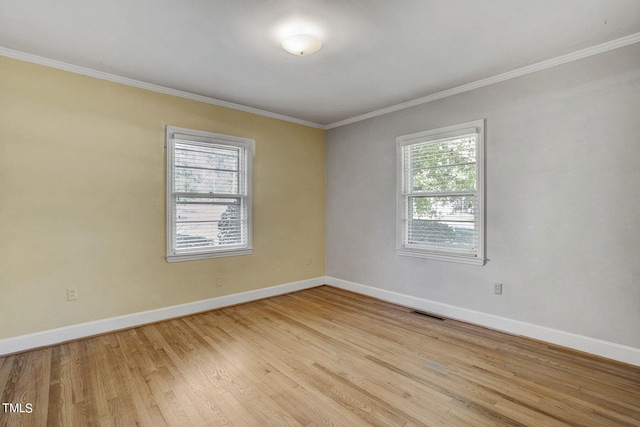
[166,126,253,262]
[396,120,485,265]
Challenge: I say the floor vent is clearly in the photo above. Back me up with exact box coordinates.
[411,310,446,321]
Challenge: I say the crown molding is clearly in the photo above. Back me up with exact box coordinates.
[2,32,639,132]
[324,32,640,130]
[0,47,325,130]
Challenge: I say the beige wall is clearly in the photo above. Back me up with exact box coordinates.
[0,57,326,339]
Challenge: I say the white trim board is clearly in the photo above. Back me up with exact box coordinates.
[0,277,324,356]
[2,33,639,131]
[325,32,640,129]
[3,276,639,366]
[0,47,323,130]
[325,276,640,367]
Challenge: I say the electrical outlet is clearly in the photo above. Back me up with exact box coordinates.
[306,256,312,266]
[494,283,503,295]
[67,287,78,301]
[216,276,223,288]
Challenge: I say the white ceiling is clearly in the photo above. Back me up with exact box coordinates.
[1,0,639,128]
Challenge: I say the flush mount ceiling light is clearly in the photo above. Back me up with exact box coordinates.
[281,33,322,56]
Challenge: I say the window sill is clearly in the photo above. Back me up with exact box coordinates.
[396,248,486,266]
[166,248,253,263]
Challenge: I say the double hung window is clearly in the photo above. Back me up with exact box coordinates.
[397,120,485,265]
[166,126,253,262]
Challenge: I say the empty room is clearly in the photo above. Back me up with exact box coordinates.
[1,1,639,426]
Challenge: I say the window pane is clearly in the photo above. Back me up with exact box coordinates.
[175,197,244,249]
[175,168,239,194]
[167,127,253,260]
[411,163,476,192]
[397,121,484,263]
[408,136,476,192]
[408,196,476,249]
[174,142,240,194]
[410,136,476,168]
[175,143,239,170]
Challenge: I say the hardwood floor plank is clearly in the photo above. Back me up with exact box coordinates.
[18,348,50,427]
[261,293,524,424]
[0,354,25,407]
[1,285,639,426]
[219,299,477,425]
[0,356,15,399]
[182,317,312,425]
[213,305,385,426]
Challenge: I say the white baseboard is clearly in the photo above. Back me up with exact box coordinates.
[325,276,640,367]
[4,275,639,367]
[0,277,324,356]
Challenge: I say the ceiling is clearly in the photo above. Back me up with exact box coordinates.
[1,0,639,128]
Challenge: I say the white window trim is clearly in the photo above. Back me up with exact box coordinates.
[396,119,486,266]
[166,126,254,262]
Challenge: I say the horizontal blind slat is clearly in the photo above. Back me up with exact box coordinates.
[402,133,479,252]
[170,134,249,255]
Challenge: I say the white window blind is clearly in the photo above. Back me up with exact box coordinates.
[396,120,485,265]
[166,126,253,262]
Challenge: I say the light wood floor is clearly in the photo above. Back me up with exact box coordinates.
[1,286,639,426]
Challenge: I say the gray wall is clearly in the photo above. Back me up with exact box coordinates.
[326,43,640,349]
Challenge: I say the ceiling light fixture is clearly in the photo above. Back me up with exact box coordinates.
[281,34,322,56]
